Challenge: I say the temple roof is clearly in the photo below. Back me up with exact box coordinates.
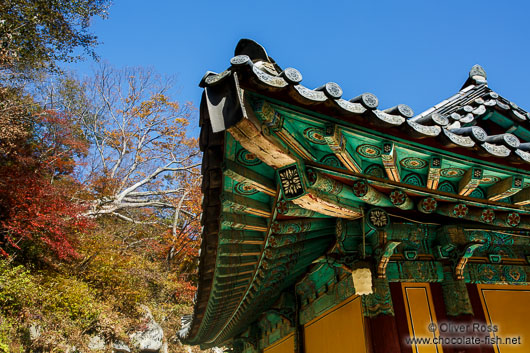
[200,40,530,168]
[179,39,530,348]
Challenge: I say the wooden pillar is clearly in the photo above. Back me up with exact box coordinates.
[389,282,412,353]
[429,276,496,353]
[431,271,484,353]
[362,279,402,353]
[467,284,495,353]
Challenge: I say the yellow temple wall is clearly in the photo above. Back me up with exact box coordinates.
[303,295,367,353]
[263,333,295,353]
[401,283,443,353]
[477,284,530,353]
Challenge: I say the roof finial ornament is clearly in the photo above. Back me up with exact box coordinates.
[469,64,487,82]
[235,39,271,63]
[234,38,282,74]
[461,64,487,89]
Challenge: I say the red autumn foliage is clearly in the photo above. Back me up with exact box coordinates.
[173,280,197,304]
[0,110,93,259]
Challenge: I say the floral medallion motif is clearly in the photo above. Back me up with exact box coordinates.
[235,182,258,195]
[481,209,495,223]
[507,212,521,227]
[356,144,382,159]
[283,67,303,84]
[236,149,262,166]
[352,180,368,197]
[419,197,437,213]
[367,208,389,229]
[400,157,428,169]
[453,204,469,218]
[390,189,406,206]
[303,127,326,145]
[403,173,424,187]
[276,200,289,215]
[271,222,282,233]
[440,168,465,178]
[503,266,526,283]
[278,165,304,199]
[476,264,499,281]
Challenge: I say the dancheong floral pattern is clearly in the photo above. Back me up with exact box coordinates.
[367,208,389,229]
[235,182,258,195]
[303,127,326,145]
[440,168,465,178]
[356,144,381,158]
[278,165,304,199]
[400,157,428,169]
[480,175,501,184]
[236,149,262,166]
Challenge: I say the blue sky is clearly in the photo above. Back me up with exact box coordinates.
[69,0,530,122]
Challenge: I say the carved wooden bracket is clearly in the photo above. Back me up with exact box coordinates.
[263,308,295,328]
[454,242,484,279]
[376,241,401,278]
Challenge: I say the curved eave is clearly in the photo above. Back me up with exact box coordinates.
[180,39,530,347]
[178,96,225,344]
[179,92,337,346]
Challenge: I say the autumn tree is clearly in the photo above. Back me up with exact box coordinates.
[0,0,111,260]
[38,65,203,265]
[0,109,93,260]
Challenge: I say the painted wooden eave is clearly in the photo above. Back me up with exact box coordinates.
[179,90,337,347]
[180,39,530,348]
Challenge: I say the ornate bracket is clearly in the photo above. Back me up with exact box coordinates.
[277,163,362,219]
[455,242,484,279]
[436,244,457,259]
[488,254,502,264]
[263,308,295,328]
[232,330,260,353]
[312,252,357,274]
[231,338,246,353]
[375,241,401,278]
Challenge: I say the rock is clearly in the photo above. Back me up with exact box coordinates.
[112,340,131,353]
[130,306,163,352]
[88,335,106,350]
[29,323,41,341]
[160,342,168,353]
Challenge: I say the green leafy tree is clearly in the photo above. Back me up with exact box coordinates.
[0,0,111,74]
